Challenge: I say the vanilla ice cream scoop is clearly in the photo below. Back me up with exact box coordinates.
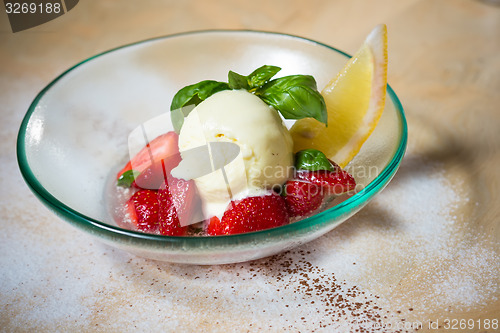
[172,89,294,218]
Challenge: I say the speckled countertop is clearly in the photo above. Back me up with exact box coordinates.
[1,1,499,332]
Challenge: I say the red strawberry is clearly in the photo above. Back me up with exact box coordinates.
[295,169,356,195]
[157,174,196,236]
[125,190,160,232]
[133,153,181,190]
[208,194,289,235]
[132,162,165,190]
[117,131,180,180]
[284,180,324,217]
[207,216,222,236]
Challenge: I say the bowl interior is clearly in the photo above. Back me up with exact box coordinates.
[18,30,406,263]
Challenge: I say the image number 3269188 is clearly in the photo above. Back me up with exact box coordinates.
[4,0,79,33]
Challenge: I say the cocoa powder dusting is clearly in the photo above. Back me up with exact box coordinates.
[221,248,411,332]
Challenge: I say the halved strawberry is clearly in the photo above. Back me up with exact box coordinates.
[295,169,356,195]
[117,131,180,180]
[284,180,324,217]
[133,153,181,190]
[157,174,196,236]
[125,190,160,232]
[208,194,289,236]
[207,216,222,236]
[132,162,165,190]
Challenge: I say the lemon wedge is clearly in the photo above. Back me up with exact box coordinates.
[290,24,388,168]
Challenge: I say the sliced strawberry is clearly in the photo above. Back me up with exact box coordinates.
[207,216,222,236]
[132,162,165,190]
[125,190,160,233]
[133,153,181,190]
[117,131,180,180]
[295,169,356,195]
[284,180,324,217]
[157,174,196,236]
[158,192,184,236]
[167,175,197,226]
[210,194,289,236]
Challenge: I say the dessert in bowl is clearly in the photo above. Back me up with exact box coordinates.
[17,29,407,264]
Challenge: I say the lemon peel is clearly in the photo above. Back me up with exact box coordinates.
[290,24,388,168]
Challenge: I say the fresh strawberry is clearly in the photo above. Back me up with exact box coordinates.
[208,194,289,235]
[167,175,197,227]
[295,169,356,195]
[206,216,222,236]
[284,180,324,217]
[133,153,181,190]
[132,162,165,190]
[157,174,196,236]
[117,131,180,180]
[125,190,160,232]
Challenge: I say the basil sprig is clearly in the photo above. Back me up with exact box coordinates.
[294,149,335,172]
[169,65,327,132]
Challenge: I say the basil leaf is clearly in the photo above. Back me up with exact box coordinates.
[171,104,195,134]
[117,169,140,187]
[170,80,229,111]
[294,149,335,172]
[256,75,327,124]
[228,65,281,91]
[247,65,281,88]
[170,80,229,133]
[228,71,249,90]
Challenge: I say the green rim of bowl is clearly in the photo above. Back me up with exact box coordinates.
[17,29,407,248]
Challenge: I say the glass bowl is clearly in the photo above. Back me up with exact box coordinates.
[17,30,407,265]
